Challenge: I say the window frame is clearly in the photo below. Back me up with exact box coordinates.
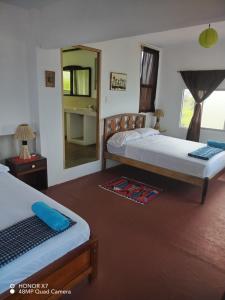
[139,46,160,113]
[179,88,225,132]
[62,65,92,97]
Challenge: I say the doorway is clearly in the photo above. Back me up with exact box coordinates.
[61,45,101,169]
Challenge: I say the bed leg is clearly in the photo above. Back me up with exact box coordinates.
[102,157,106,170]
[201,178,209,205]
[88,240,98,283]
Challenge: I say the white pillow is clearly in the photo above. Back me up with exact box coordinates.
[0,163,9,173]
[135,128,160,137]
[107,130,141,147]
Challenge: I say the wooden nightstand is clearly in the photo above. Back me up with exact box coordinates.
[5,154,48,191]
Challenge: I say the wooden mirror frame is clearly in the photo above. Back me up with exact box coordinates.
[61,45,101,170]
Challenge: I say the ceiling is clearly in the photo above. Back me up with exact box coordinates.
[139,21,225,47]
[1,0,225,47]
[0,0,58,9]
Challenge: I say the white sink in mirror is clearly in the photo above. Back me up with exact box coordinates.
[64,107,96,117]
[64,107,97,146]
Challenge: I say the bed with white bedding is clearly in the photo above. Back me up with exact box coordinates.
[0,171,97,299]
[107,134,225,179]
[103,113,225,204]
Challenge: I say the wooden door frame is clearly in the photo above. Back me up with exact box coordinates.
[61,45,101,168]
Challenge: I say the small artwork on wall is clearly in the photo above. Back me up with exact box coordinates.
[45,70,55,88]
[110,72,127,91]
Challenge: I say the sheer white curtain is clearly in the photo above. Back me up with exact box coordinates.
[75,70,89,96]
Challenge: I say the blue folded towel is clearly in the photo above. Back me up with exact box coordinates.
[207,140,225,150]
[32,201,70,232]
[188,146,223,160]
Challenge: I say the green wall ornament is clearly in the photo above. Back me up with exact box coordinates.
[199,24,218,48]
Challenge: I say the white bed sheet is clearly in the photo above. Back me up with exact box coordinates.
[107,134,225,178]
[0,172,90,294]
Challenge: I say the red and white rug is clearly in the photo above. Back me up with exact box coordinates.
[99,176,161,205]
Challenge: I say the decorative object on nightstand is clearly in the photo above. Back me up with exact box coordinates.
[15,124,35,159]
[5,155,48,191]
[153,109,164,130]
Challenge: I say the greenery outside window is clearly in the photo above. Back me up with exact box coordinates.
[180,89,225,130]
[63,71,71,95]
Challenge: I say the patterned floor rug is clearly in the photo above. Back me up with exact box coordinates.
[99,176,161,205]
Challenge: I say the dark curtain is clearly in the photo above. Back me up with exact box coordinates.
[139,47,159,113]
[180,70,225,142]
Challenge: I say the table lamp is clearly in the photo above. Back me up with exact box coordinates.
[15,124,35,159]
[154,109,164,130]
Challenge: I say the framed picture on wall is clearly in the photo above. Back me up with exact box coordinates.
[45,70,55,88]
[110,72,127,91]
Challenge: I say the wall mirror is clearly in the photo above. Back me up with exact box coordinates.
[62,46,100,169]
[63,65,91,97]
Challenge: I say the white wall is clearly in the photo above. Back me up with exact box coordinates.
[36,48,102,186]
[0,4,158,183]
[36,36,148,185]
[91,38,141,118]
[1,5,223,186]
[158,40,225,142]
[0,3,33,136]
[0,3,39,160]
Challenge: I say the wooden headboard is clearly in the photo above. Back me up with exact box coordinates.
[103,113,146,146]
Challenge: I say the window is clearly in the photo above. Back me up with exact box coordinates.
[62,66,91,97]
[139,46,159,112]
[63,71,71,95]
[180,89,225,130]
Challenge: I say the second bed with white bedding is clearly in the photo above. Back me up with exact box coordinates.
[107,134,225,178]
[0,172,90,294]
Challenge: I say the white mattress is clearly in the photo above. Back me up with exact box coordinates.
[107,134,225,178]
[0,172,90,294]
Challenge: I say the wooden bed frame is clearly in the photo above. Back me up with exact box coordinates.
[102,113,225,204]
[0,235,98,300]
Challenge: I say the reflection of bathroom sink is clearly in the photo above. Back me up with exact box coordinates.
[64,107,96,116]
[72,107,95,111]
